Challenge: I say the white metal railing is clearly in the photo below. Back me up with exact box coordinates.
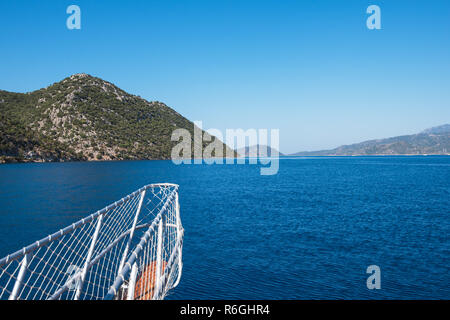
[0,183,183,300]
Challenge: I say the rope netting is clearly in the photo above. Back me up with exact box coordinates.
[0,183,183,300]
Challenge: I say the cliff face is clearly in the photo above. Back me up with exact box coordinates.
[0,74,231,163]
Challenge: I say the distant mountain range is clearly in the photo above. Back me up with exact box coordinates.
[0,74,233,163]
[237,145,284,157]
[290,124,450,156]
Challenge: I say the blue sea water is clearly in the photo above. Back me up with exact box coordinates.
[0,157,448,299]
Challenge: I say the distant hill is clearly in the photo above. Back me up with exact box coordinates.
[0,74,233,163]
[291,124,450,156]
[237,145,284,157]
[421,124,450,135]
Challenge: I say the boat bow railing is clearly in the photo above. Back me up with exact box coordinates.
[0,183,183,300]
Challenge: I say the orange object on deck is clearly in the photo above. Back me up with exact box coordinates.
[134,261,167,300]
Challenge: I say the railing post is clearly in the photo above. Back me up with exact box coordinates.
[173,191,183,288]
[117,190,146,276]
[126,263,138,300]
[154,216,165,299]
[74,214,103,300]
[8,253,30,300]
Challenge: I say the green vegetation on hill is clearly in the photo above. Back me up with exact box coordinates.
[0,74,233,163]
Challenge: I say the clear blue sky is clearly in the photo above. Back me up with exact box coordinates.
[1,0,449,153]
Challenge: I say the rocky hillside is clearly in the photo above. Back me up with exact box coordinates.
[0,74,232,163]
[291,124,450,156]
